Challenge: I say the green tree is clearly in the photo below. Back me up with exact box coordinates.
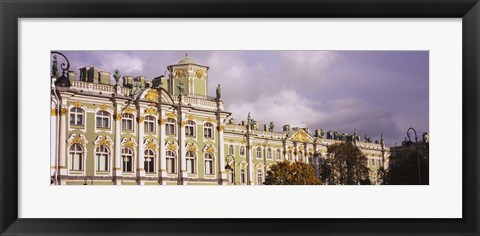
[385,143,429,185]
[264,161,320,185]
[321,142,371,185]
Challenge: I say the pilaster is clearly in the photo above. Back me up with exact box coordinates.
[137,114,145,185]
[113,103,122,185]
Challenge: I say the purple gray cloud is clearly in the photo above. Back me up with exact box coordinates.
[54,50,429,146]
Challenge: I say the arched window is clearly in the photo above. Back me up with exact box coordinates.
[204,122,214,139]
[144,116,156,133]
[266,148,272,160]
[205,153,214,175]
[69,107,84,126]
[186,151,196,174]
[276,149,281,160]
[185,120,196,137]
[165,118,176,135]
[239,146,245,156]
[121,114,134,131]
[256,147,262,159]
[69,144,83,171]
[96,111,110,128]
[166,150,176,174]
[228,145,234,155]
[257,169,263,185]
[144,149,155,173]
[240,167,246,184]
[95,145,109,171]
[122,148,134,172]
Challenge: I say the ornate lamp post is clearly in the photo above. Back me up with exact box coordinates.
[83,176,93,185]
[224,155,236,185]
[407,127,421,184]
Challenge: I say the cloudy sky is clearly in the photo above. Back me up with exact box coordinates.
[55,50,429,146]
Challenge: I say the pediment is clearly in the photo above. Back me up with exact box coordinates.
[286,129,315,143]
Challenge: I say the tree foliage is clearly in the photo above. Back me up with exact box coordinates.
[321,142,371,185]
[264,161,321,185]
[385,143,429,185]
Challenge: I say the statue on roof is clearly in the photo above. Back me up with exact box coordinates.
[247,112,251,127]
[113,69,121,85]
[216,84,221,101]
[52,55,59,77]
[320,129,325,138]
[177,80,184,94]
[380,133,384,144]
[269,122,274,132]
[131,77,145,96]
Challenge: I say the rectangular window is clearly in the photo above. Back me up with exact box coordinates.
[122,119,133,131]
[372,159,376,166]
[144,121,155,132]
[205,160,213,175]
[72,153,82,170]
[96,117,109,128]
[186,126,195,137]
[166,124,175,135]
[167,158,175,173]
[96,154,108,171]
[240,169,246,184]
[186,159,194,174]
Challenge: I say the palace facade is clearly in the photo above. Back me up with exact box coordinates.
[50,53,390,185]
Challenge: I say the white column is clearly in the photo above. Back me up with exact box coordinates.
[137,115,145,185]
[304,143,308,163]
[247,133,254,185]
[178,113,188,185]
[217,124,227,185]
[50,107,57,177]
[113,107,122,185]
[159,110,167,185]
[58,103,67,179]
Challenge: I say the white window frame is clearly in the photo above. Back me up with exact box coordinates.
[186,151,196,174]
[166,150,177,174]
[165,118,176,135]
[121,113,134,131]
[266,148,272,160]
[69,143,84,171]
[185,120,196,137]
[256,147,262,159]
[121,147,134,172]
[257,169,264,185]
[239,146,245,156]
[144,149,155,174]
[96,110,110,129]
[276,149,281,160]
[204,153,214,175]
[69,107,84,126]
[144,115,156,133]
[95,145,109,172]
[203,122,214,139]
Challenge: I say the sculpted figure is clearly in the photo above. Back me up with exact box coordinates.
[113,69,121,85]
[216,84,221,100]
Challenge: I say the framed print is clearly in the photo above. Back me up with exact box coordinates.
[1,0,479,235]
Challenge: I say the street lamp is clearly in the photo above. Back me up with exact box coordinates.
[225,155,236,185]
[83,176,93,185]
[407,127,421,185]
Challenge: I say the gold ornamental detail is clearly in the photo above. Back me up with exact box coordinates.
[195,70,204,79]
[186,115,194,121]
[145,108,157,116]
[99,104,109,110]
[60,108,68,116]
[146,140,157,150]
[205,145,216,154]
[114,114,122,120]
[205,117,215,123]
[159,118,166,125]
[124,140,135,148]
[166,143,178,151]
[180,121,186,127]
[71,136,85,145]
[138,116,145,122]
[175,68,188,78]
[217,125,225,131]
[291,130,309,143]
[123,107,136,114]
[50,108,57,116]
[186,143,197,153]
[166,112,177,119]
[144,89,159,102]
[72,102,83,108]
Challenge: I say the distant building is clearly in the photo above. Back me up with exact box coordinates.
[50,53,390,185]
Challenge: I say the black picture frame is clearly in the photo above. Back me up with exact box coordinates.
[1,0,479,235]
